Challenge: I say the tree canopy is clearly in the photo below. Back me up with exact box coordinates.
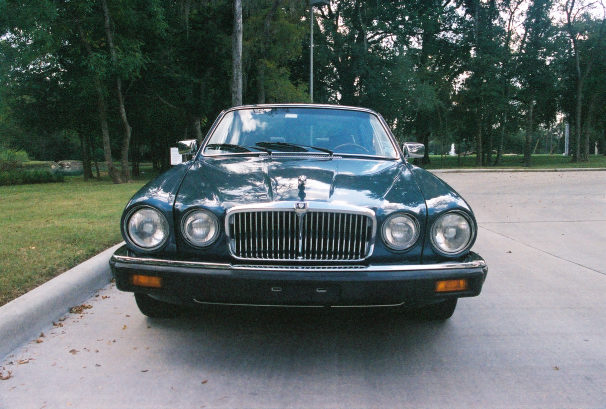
[1,0,605,180]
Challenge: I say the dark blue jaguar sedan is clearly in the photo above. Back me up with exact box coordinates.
[110,104,487,320]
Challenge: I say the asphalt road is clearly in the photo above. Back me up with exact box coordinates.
[2,171,606,409]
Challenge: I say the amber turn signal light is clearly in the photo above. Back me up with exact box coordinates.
[435,279,468,293]
[130,274,162,288]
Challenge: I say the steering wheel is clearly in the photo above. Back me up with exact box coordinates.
[333,143,370,154]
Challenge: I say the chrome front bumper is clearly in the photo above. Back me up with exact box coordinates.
[110,245,488,307]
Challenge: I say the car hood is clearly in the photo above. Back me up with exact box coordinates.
[175,156,426,212]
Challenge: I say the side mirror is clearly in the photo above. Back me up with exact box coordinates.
[402,142,425,159]
[177,139,198,156]
[171,139,199,165]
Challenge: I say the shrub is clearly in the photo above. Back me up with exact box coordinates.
[0,168,64,186]
[0,148,30,171]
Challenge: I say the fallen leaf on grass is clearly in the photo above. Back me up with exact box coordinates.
[70,304,92,314]
[0,370,12,380]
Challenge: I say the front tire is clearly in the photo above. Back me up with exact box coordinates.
[134,293,183,318]
[413,299,457,321]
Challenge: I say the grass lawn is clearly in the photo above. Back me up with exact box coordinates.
[422,154,606,169]
[0,176,149,306]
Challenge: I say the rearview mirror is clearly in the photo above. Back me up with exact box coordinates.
[402,142,425,159]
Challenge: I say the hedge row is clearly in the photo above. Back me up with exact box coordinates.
[0,148,30,171]
[0,168,64,186]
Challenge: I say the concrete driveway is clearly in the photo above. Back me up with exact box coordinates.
[1,171,605,409]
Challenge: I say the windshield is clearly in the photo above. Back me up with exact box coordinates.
[203,108,399,158]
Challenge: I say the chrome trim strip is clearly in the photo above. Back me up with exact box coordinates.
[331,302,406,308]
[191,299,406,308]
[111,247,486,273]
[192,299,324,308]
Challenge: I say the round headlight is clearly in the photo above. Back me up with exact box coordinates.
[182,209,219,247]
[382,213,420,251]
[431,211,474,255]
[126,207,169,250]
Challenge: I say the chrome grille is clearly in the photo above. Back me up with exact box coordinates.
[227,209,374,261]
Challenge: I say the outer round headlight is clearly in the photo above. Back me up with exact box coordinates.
[431,211,474,255]
[181,209,219,247]
[126,207,169,250]
[382,213,420,251]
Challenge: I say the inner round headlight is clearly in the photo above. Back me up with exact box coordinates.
[431,211,474,255]
[126,207,169,250]
[182,209,219,247]
[382,213,419,251]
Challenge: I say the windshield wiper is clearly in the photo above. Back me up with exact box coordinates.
[205,143,252,153]
[255,142,333,156]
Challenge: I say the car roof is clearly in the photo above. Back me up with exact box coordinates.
[224,103,379,115]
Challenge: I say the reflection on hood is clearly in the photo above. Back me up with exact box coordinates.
[175,156,425,211]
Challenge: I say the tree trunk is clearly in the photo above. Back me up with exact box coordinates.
[78,24,121,184]
[494,112,506,166]
[95,76,121,183]
[532,134,542,155]
[583,92,597,161]
[487,130,493,166]
[574,77,583,162]
[415,110,431,165]
[475,109,482,167]
[232,0,243,106]
[523,102,533,167]
[257,0,281,103]
[81,132,94,180]
[257,62,266,103]
[192,116,203,143]
[101,0,133,181]
[90,133,101,178]
[130,137,140,178]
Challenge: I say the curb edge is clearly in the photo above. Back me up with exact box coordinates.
[0,243,122,361]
